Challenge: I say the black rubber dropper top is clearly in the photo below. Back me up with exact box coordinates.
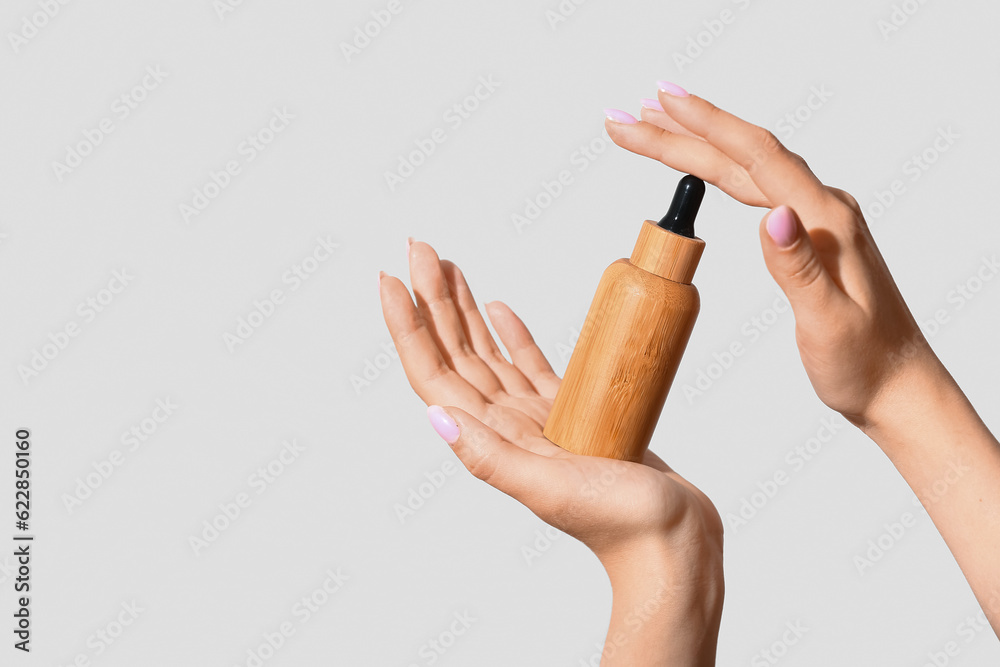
[657,174,704,238]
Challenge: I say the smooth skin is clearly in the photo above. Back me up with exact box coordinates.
[607,83,1000,636]
[379,83,1000,664]
[379,244,723,666]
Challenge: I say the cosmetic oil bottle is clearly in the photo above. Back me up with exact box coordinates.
[543,175,706,462]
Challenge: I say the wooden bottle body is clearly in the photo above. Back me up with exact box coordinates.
[543,224,702,462]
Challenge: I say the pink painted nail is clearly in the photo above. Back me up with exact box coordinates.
[766,206,798,248]
[427,405,460,444]
[640,98,664,112]
[604,108,638,124]
[656,81,689,97]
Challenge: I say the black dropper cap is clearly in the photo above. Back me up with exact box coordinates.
[657,175,704,238]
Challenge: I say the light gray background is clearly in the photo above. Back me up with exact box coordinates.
[2,0,999,665]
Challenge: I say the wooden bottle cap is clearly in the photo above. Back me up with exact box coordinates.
[630,220,705,284]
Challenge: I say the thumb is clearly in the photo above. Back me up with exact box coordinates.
[425,405,558,506]
[759,205,841,317]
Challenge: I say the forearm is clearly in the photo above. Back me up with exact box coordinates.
[862,357,1000,635]
[599,539,724,666]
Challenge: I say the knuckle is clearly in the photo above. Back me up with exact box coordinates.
[787,150,811,171]
[425,292,455,313]
[846,224,872,256]
[785,252,826,291]
[704,100,726,123]
[462,446,498,484]
[422,362,451,384]
[758,128,783,155]
[827,186,863,216]
[715,161,749,191]
[454,340,475,359]
[488,349,509,366]
[745,127,784,172]
[702,103,727,138]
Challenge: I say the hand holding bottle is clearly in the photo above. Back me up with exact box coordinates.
[378,241,723,665]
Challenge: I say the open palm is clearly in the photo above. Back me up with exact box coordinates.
[378,239,721,560]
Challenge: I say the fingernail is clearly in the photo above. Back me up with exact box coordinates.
[656,81,689,97]
[604,108,638,124]
[377,270,384,297]
[766,206,798,248]
[406,236,414,258]
[640,98,664,112]
[427,405,460,444]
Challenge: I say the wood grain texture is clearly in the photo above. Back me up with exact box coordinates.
[543,222,704,462]
[631,218,705,283]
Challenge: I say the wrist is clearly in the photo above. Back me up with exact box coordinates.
[599,535,723,666]
[854,341,950,436]
[858,356,988,468]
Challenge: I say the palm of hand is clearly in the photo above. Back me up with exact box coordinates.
[379,240,721,557]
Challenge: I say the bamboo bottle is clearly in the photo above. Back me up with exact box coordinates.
[543,175,706,462]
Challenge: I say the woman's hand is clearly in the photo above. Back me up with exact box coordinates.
[378,240,723,665]
[604,84,1000,637]
[606,86,939,429]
